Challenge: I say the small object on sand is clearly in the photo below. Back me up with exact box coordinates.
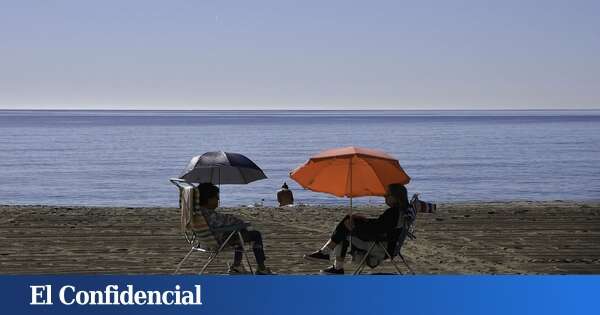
[253,199,265,207]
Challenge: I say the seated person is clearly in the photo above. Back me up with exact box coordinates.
[304,183,410,275]
[277,182,294,207]
[191,183,272,275]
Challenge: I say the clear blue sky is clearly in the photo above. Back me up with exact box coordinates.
[1,0,599,109]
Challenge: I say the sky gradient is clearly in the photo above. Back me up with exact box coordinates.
[1,1,599,110]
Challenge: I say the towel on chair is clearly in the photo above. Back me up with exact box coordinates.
[180,186,195,233]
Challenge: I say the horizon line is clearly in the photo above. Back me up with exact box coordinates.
[1,108,599,111]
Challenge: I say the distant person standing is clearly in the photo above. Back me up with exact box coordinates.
[277,182,294,206]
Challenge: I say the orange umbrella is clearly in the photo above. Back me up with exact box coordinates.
[290,146,410,198]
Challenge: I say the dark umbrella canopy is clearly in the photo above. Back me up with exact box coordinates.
[179,151,267,184]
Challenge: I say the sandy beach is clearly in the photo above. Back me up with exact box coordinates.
[1,202,599,275]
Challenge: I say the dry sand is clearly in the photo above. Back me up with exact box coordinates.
[1,202,599,274]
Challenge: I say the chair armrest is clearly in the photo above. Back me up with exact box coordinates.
[207,223,250,233]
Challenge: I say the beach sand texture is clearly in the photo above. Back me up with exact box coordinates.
[1,202,599,274]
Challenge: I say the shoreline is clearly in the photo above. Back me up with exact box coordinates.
[2,199,600,209]
[1,202,599,274]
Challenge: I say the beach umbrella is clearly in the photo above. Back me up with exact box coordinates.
[179,151,267,185]
[289,146,410,213]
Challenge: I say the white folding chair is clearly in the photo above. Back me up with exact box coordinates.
[170,178,254,275]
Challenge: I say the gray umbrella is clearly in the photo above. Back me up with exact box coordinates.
[179,151,267,184]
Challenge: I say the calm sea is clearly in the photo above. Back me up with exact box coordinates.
[0,110,599,207]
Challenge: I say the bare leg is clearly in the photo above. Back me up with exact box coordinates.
[320,239,336,253]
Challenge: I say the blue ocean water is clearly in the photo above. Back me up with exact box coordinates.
[0,110,599,207]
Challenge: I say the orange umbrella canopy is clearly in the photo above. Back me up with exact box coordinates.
[290,146,410,198]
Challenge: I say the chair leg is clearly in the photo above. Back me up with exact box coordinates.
[353,242,376,275]
[219,231,237,252]
[198,231,237,275]
[174,246,196,275]
[357,261,368,275]
[378,243,403,275]
[237,231,254,274]
[399,254,415,275]
[199,252,219,275]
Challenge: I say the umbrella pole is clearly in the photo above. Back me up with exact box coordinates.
[349,197,352,216]
[348,158,353,253]
[349,196,352,255]
[349,157,353,218]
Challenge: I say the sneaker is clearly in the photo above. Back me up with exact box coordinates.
[320,266,344,275]
[255,266,274,275]
[304,251,330,262]
[228,265,251,275]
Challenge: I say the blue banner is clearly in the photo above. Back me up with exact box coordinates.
[1,276,598,315]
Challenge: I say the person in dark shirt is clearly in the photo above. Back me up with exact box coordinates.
[191,183,272,275]
[304,183,410,275]
[277,182,294,206]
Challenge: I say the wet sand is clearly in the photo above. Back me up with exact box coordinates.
[1,202,599,274]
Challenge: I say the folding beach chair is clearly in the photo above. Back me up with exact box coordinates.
[350,206,417,275]
[170,178,254,275]
[411,193,437,213]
